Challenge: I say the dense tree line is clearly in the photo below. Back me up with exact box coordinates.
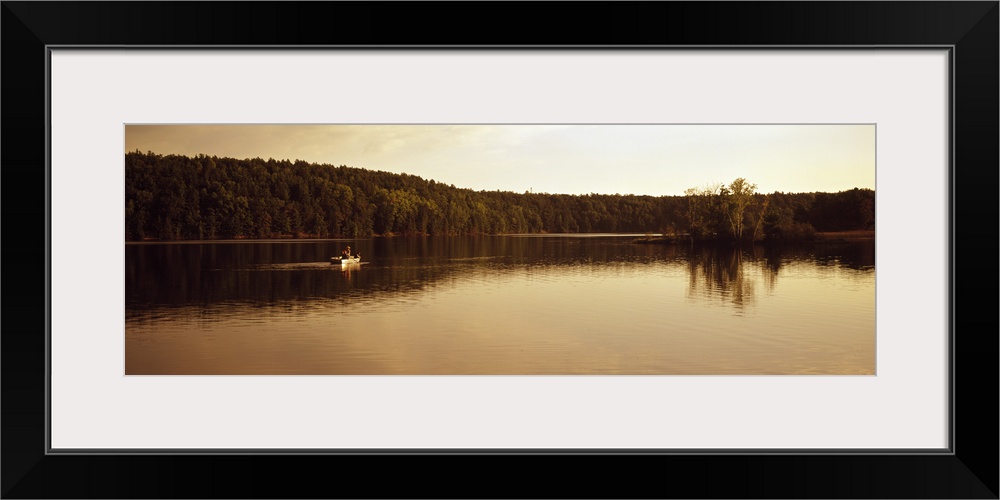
[678,178,874,242]
[124,151,874,242]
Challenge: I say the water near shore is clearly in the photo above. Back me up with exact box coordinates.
[125,235,875,375]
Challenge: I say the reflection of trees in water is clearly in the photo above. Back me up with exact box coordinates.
[760,240,875,273]
[125,237,678,311]
[759,240,875,295]
[125,243,461,317]
[687,245,763,310]
[685,240,875,310]
[813,240,875,270]
[125,237,875,319]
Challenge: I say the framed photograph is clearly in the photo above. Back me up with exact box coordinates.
[4,2,996,498]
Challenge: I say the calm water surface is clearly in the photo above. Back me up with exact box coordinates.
[125,235,875,374]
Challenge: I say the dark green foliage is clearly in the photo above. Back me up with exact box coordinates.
[124,151,874,241]
[809,188,876,231]
[681,180,874,243]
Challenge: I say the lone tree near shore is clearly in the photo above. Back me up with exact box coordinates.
[722,178,755,242]
[684,178,771,243]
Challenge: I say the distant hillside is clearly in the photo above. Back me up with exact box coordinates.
[125,151,874,241]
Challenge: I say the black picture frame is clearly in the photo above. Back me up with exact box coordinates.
[3,2,997,498]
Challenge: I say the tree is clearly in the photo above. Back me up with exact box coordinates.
[722,177,757,242]
[748,194,770,242]
[684,183,721,241]
[124,151,872,241]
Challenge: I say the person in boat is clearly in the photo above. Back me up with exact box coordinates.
[342,245,351,259]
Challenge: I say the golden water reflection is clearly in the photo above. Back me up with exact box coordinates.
[125,236,875,375]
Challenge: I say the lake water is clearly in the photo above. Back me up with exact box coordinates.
[125,235,875,375]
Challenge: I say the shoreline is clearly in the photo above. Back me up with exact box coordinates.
[632,230,875,245]
[125,229,876,244]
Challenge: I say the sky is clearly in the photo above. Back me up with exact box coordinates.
[125,124,875,196]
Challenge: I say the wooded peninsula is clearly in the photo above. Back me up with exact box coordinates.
[125,151,874,242]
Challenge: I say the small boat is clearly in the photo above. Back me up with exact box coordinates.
[332,255,361,265]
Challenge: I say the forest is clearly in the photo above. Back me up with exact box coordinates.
[124,151,875,242]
